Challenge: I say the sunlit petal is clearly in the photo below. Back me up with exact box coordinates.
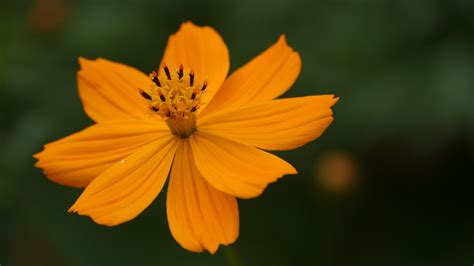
[34,120,170,187]
[198,95,338,151]
[200,35,300,116]
[78,58,155,122]
[69,136,178,226]
[189,131,296,199]
[160,22,229,112]
[167,140,239,253]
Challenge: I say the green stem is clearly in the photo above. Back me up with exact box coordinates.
[222,246,243,266]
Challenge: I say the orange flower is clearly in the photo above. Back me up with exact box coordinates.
[34,22,338,253]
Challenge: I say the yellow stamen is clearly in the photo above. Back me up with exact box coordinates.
[139,64,207,137]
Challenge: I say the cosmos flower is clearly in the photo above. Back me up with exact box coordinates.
[34,22,338,253]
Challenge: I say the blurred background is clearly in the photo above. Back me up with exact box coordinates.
[1,0,474,265]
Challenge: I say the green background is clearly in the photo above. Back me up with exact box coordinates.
[1,0,473,265]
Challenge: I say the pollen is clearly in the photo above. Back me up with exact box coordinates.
[139,63,207,137]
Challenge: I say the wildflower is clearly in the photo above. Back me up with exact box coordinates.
[34,22,338,253]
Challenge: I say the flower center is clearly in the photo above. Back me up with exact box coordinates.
[138,64,207,138]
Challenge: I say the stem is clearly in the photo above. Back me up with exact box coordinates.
[222,246,243,266]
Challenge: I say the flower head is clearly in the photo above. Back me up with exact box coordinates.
[34,22,338,253]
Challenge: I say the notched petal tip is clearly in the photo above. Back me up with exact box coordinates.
[326,94,340,107]
[206,241,235,254]
[33,148,50,169]
[67,205,118,227]
[179,21,217,34]
[78,57,115,71]
[316,94,340,108]
[32,150,42,160]
[277,34,288,46]
[67,205,76,213]
[288,164,298,175]
[181,20,196,28]
[172,21,202,39]
[275,35,302,70]
[33,159,42,168]
[275,34,293,51]
[77,56,94,69]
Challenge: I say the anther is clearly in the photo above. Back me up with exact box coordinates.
[144,65,202,123]
[138,88,152,100]
[201,80,208,91]
[178,64,184,79]
[163,63,172,80]
[189,69,194,86]
[150,71,161,87]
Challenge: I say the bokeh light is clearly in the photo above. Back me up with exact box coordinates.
[314,151,359,194]
[27,0,69,34]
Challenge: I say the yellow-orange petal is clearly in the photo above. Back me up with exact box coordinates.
[34,120,171,188]
[160,22,229,112]
[189,131,296,199]
[200,35,301,117]
[198,95,338,151]
[69,135,178,226]
[78,57,155,122]
[167,140,239,254]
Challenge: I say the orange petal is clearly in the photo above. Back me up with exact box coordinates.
[78,58,155,122]
[68,135,178,226]
[34,120,171,188]
[198,95,338,151]
[167,140,239,254]
[200,35,301,117]
[160,22,229,112]
[189,131,296,199]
